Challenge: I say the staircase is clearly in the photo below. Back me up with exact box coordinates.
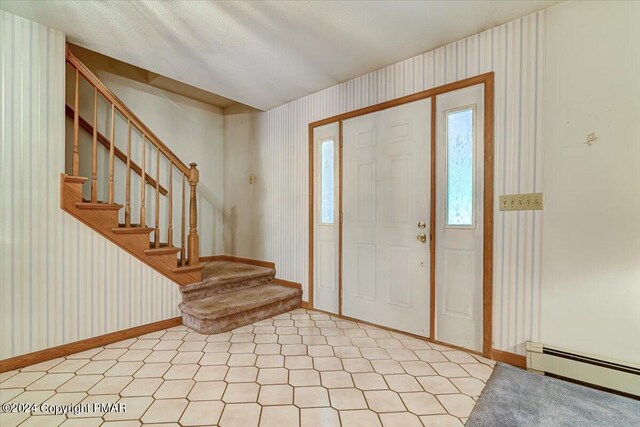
[179,261,302,334]
[62,45,300,331]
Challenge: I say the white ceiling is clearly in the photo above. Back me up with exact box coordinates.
[1,1,559,110]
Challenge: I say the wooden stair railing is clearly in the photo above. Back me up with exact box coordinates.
[64,45,202,283]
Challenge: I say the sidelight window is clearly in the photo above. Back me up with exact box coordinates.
[446,107,474,227]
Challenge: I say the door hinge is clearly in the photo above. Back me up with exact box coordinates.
[340,211,343,224]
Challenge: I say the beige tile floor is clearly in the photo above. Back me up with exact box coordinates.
[0,308,495,426]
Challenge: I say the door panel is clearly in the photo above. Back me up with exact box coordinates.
[435,85,484,352]
[342,99,431,337]
[313,123,340,314]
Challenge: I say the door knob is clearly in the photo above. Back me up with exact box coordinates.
[417,233,427,243]
[418,221,426,229]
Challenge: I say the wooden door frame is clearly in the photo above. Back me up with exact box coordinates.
[309,72,494,358]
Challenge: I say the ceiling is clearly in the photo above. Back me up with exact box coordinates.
[1,1,560,111]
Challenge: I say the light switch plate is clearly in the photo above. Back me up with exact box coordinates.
[499,193,543,211]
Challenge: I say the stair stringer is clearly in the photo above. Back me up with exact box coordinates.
[60,173,203,285]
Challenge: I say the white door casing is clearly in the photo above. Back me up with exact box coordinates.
[342,99,431,337]
[313,122,340,314]
[435,84,484,352]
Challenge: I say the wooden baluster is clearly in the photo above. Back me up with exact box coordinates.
[155,148,160,248]
[188,163,200,266]
[108,104,116,204]
[181,174,186,266]
[91,87,98,203]
[168,162,173,247]
[125,120,131,227]
[140,135,146,227]
[72,68,80,176]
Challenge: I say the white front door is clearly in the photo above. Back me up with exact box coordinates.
[435,84,484,352]
[342,99,431,337]
[313,123,340,314]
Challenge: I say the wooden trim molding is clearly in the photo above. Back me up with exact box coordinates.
[200,255,276,270]
[0,317,181,373]
[492,349,527,368]
[274,278,302,289]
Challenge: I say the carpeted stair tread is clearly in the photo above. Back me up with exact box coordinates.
[201,261,274,283]
[180,261,276,300]
[180,283,301,320]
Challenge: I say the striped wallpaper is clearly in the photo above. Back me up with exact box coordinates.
[0,11,181,360]
[251,11,545,355]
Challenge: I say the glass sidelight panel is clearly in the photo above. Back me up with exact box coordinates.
[321,139,335,224]
[446,107,474,226]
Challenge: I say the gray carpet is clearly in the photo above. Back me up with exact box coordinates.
[467,363,640,427]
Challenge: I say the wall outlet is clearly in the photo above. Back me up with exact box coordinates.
[499,193,543,211]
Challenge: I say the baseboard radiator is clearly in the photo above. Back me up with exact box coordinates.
[526,341,640,396]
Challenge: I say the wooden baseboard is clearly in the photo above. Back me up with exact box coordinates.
[300,301,312,309]
[274,278,302,289]
[0,317,182,373]
[491,348,527,368]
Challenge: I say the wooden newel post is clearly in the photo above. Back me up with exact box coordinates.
[188,163,199,266]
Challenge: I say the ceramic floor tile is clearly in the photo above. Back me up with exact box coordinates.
[351,372,387,390]
[289,369,321,386]
[141,398,188,423]
[260,405,299,427]
[154,379,195,398]
[171,351,203,365]
[450,376,486,396]
[103,396,153,421]
[227,353,258,366]
[342,358,373,373]
[294,386,330,408]
[430,362,470,378]
[400,392,447,415]
[132,362,170,378]
[199,352,231,366]
[76,360,117,375]
[120,378,163,397]
[379,412,423,427]
[219,402,261,427]
[18,414,65,427]
[285,355,313,369]
[179,400,224,426]
[1,308,490,427]
[328,388,367,410]
[417,375,460,394]
[364,390,406,412]
[104,361,143,376]
[163,364,199,380]
[187,380,226,401]
[57,375,102,392]
[222,382,259,403]
[224,366,258,382]
[320,371,354,388]
[436,393,476,418]
[339,409,382,427]
[256,354,284,368]
[461,363,493,381]
[384,374,423,392]
[257,367,289,385]
[301,407,340,427]
[48,359,90,373]
[88,376,133,394]
[420,414,465,427]
[258,384,294,405]
[26,373,73,390]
